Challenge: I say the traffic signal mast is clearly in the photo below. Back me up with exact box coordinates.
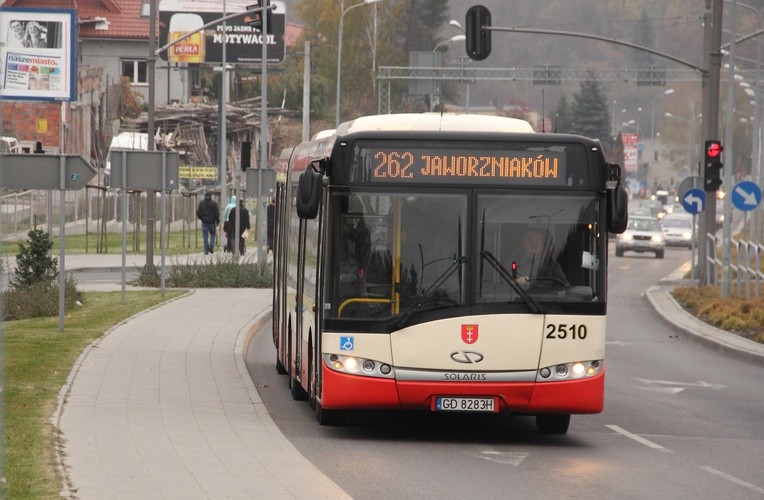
[703,140,723,192]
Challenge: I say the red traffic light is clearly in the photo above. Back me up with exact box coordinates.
[706,141,723,158]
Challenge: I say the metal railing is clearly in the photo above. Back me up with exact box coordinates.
[1,188,211,253]
[705,233,764,298]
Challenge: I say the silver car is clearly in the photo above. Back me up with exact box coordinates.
[661,214,694,248]
[615,216,666,258]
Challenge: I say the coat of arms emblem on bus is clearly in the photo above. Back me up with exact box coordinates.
[461,324,479,344]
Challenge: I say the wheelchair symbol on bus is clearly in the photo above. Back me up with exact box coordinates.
[340,336,354,351]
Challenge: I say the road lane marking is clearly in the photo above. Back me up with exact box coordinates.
[699,466,764,495]
[606,425,673,452]
[470,446,528,465]
[633,378,726,390]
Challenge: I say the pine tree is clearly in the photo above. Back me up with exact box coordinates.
[633,8,655,66]
[553,94,573,133]
[400,0,449,52]
[571,72,612,148]
[10,228,58,289]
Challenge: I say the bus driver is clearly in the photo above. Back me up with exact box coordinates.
[514,226,568,287]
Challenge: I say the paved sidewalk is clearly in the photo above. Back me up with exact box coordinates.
[54,288,350,499]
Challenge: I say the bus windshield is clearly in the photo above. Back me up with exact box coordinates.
[330,191,468,320]
[326,190,604,324]
[477,193,601,304]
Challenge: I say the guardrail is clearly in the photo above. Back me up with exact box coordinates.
[705,233,764,298]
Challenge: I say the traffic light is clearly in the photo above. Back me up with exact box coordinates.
[241,141,251,171]
[703,140,723,192]
[465,5,491,61]
[245,0,271,33]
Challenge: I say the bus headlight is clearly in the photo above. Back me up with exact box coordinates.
[323,354,395,378]
[537,360,602,381]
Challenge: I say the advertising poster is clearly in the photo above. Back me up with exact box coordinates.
[0,7,77,101]
[622,133,639,173]
[158,0,286,64]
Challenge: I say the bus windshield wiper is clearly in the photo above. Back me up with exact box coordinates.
[481,250,543,314]
[389,256,469,331]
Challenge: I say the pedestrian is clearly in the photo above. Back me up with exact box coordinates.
[196,191,220,255]
[228,199,250,254]
[222,195,236,252]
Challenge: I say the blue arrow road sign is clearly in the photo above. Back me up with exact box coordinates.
[682,188,706,214]
[731,181,762,212]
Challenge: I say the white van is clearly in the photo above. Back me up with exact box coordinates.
[1,136,20,153]
[105,132,150,182]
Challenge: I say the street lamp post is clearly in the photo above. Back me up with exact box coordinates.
[666,110,699,282]
[432,34,466,53]
[336,0,382,127]
[651,88,676,140]
[429,34,466,111]
[665,112,695,177]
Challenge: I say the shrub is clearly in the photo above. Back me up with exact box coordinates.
[2,228,83,321]
[133,255,272,288]
[3,276,82,321]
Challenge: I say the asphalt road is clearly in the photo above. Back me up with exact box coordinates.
[246,245,764,499]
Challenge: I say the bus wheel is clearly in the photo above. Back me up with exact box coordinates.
[275,355,288,375]
[315,402,346,426]
[290,376,308,401]
[536,414,570,434]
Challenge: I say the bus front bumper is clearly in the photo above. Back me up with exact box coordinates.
[319,361,604,414]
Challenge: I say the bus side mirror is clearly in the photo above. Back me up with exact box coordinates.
[608,184,628,234]
[296,168,322,219]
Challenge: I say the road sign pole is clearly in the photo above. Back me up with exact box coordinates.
[121,151,128,304]
[160,152,167,296]
[59,155,66,331]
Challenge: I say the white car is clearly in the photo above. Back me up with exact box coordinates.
[615,216,666,258]
[661,214,694,248]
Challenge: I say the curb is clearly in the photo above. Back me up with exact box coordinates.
[645,285,764,365]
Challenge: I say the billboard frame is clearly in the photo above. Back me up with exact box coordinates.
[0,7,77,101]
[157,0,286,64]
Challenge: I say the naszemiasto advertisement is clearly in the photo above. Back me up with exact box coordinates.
[158,0,286,65]
[0,7,76,101]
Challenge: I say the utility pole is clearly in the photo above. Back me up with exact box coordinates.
[698,0,724,286]
[146,0,157,272]
[257,5,268,265]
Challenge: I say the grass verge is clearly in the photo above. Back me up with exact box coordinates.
[672,285,764,343]
[2,290,185,499]
[3,231,205,256]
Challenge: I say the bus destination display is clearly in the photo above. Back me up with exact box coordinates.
[351,145,568,186]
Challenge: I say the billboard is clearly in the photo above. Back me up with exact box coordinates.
[158,0,286,64]
[622,133,639,173]
[0,7,77,101]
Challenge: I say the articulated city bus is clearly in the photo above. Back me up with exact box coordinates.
[272,113,628,433]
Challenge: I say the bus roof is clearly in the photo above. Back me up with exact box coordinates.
[337,113,534,134]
